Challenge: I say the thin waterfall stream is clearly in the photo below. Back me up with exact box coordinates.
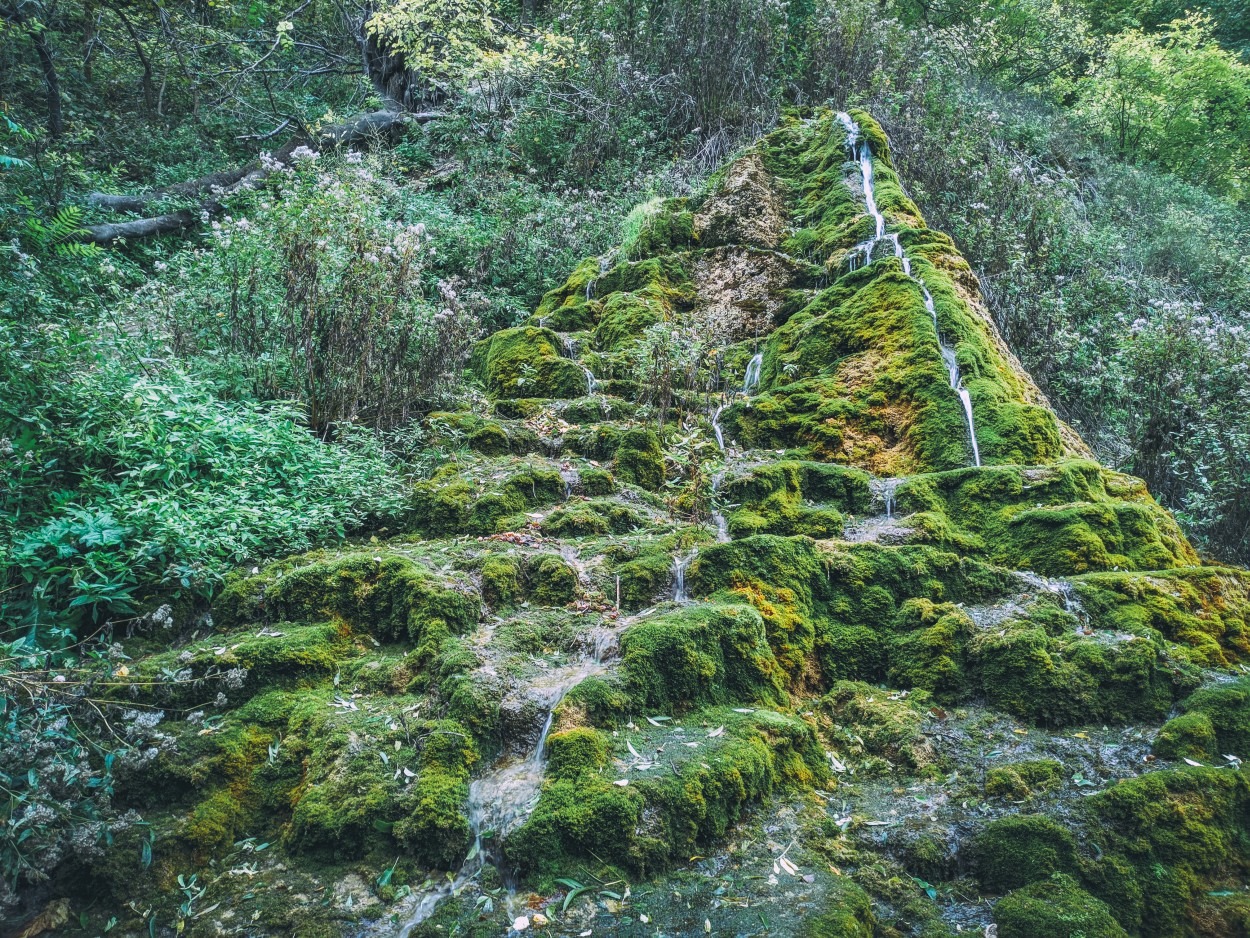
[836,113,982,467]
[672,548,698,602]
[560,333,599,395]
[706,350,764,547]
[397,657,606,936]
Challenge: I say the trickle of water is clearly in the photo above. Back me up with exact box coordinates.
[837,111,982,468]
[743,353,763,394]
[1016,571,1091,633]
[711,402,728,451]
[559,467,579,500]
[925,283,981,467]
[709,471,731,543]
[673,549,698,602]
[397,658,606,935]
[882,478,898,520]
[957,387,981,467]
[582,365,598,395]
[584,626,620,664]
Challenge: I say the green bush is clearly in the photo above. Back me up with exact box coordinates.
[0,336,407,640]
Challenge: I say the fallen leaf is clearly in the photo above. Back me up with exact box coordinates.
[17,899,70,938]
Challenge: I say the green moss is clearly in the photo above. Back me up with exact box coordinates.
[620,602,788,711]
[594,289,668,352]
[796,877,875,937]
[619,197,695,259]
[897,461,1198,576]
[507,708,826,880]
[479,554,522,610]
[1076,567,1250,667]
[1154,709,1219,762]
[578,467,616,496]
[612,546,676,610]
[217,551,477,645]
[545,727,611,779]
[969,614,1186,726]
[393,771,471,868]
[541,499,645,538]
[614,428,665,491]
[995,874,1129,938]
[533,257,601,331]
[724,460,873,538]
[985,759,1065,799]
[1084,767,1250,935]
[391,719,478,867]
[125,621,347,709]
[973,814,1080,893]
[471,326,586,399]
[819,680,939,774]
[888,599,972,701]
[411,462,566,536]
[1155,679,1250,762]
[524,553,578,606]
[564,423,624,461]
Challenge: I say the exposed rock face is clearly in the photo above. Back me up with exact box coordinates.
[692,152,787,249]
[75,111,1250,938]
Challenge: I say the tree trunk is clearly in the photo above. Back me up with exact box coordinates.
[32,28,63,138]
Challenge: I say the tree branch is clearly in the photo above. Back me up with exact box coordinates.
[81,109,440,243]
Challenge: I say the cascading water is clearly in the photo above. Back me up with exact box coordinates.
[743,353,763,394]
[710,471,731,543]
[836,112,982,468]
[585,255,611,301]
[559,466,579,500]
[397,658,606,936]
[672,549,698,602]
[1016,571,1091,634]
[921,284,981,467]
[881,478,899,520]
[711,353,766,453]
[559,334,599,395]
[711,403,727,451]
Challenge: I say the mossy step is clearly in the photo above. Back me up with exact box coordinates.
[506,706,828,880]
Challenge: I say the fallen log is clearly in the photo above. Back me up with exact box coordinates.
[81,109,440,243]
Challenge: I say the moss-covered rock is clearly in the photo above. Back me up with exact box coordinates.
[973,814,1080,893]
[985,759,1064,800]
[620,602,788,711]
[796,878,876,937]
[507,708,826,879]
[995,874,1129,938]
[471,326,586,399]
[216,551,477,645]
[614,427,665,491]
[1084,766,1250,934]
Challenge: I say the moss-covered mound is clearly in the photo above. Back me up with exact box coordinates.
[57,109,1250,938]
